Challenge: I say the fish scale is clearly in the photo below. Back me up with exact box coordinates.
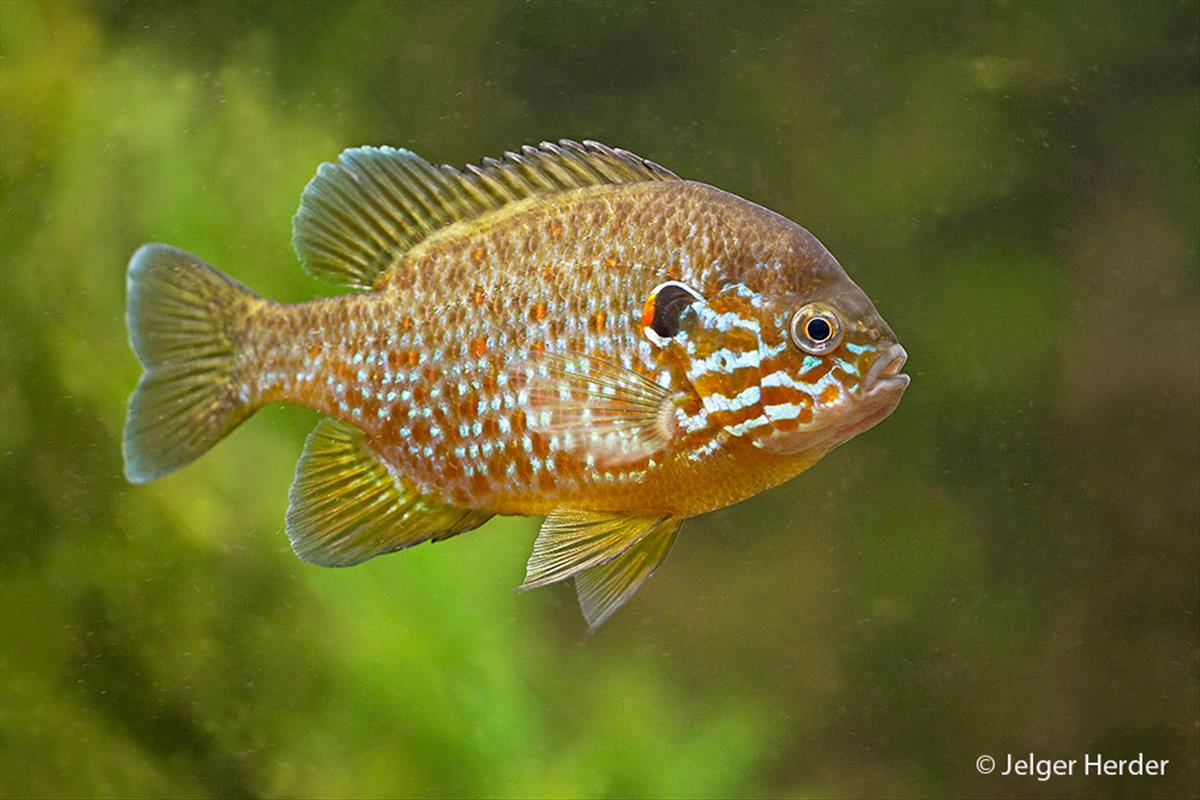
[123,140,908,627]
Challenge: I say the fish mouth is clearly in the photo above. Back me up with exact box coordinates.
[864,343,909,396]
[753,342,910,455]
[825,344,908,442]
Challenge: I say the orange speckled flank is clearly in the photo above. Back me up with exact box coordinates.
[237,180,903,518]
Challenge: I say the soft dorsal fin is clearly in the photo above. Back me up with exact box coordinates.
[520,510,672,590]
[292,140,680,289]
[286,418,493,566]
[575,518,680,629]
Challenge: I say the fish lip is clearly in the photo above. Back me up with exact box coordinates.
[747,343,909,455]
[864,343,909,394]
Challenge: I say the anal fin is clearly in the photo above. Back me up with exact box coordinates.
[286,418,492,566]
[575,518,680,629]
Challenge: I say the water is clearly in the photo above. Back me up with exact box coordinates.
[1,2,1197,797]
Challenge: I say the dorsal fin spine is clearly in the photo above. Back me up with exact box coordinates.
[440,168,488,217]
[582,141,632,180]
[474,159,522,202]
[535,143,590,185]
[509,151,560,192]
[468,163,514,203]
[550,142,605,182]
[447,168,492,211]
[495,154,530,192]
[454,167,493,213]
[406,160,460,223]
[498,155,543,195]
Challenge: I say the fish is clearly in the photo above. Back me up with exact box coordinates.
[123,139,909,628]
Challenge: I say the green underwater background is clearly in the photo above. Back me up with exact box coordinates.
[1,2,1197,797]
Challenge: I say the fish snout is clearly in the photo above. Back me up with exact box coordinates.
[864,343,909,395]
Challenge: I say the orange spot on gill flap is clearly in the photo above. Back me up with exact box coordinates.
[641,291,658,329]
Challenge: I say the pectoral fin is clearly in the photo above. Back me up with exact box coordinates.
[575,517,680,628]
[286,418,492,566]
[512,349,676,467]
[521,509,672,590]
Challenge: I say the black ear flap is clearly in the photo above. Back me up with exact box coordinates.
[641,281,704,344]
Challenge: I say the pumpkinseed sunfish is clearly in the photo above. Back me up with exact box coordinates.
[123,140,909,627]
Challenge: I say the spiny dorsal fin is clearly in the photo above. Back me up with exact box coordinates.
[520,510,672,590]
[292,140,680,289]
[575,518,680,629]
[286,418,493,566]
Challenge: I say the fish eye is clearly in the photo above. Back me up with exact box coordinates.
[642,281,704,344]
[790,304,842,354]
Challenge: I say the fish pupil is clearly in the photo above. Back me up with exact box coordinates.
[806,317,832,342]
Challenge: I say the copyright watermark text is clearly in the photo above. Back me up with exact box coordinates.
[976,752,1168,781]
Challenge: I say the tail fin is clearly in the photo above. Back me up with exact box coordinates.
[123,244,259,484]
